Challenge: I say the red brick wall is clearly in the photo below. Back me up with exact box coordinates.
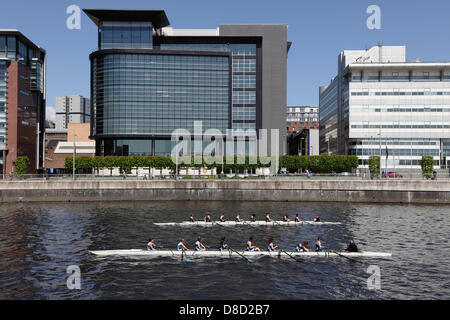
[5,62,37,174]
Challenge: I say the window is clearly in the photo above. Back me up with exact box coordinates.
[0,36,5,58]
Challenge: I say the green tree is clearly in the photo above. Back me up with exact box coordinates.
[369,156,380,179]
[421,156,434,179]
[14,156,30,175]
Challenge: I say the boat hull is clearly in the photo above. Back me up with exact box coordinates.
[89,249,392,258]
[153,221,341,227]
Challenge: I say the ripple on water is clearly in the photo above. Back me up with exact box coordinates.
[0,201,449,299]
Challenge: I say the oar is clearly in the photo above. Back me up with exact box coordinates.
[328,249,364,264]
[181,247,193,263]
[230,247,254,263]
[279,249,301,263]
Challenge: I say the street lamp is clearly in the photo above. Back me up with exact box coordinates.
[378,130,381,179]
[73,131,77,179]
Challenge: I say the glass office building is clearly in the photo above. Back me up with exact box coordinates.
[84,9,289,156]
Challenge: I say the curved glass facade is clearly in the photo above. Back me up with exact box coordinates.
[93,53,230,136]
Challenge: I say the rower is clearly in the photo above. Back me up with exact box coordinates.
[147,238,156,251]
[313,215,320,222]
[177,239,189,251]
[219,213,226,222]
[218,236,230,251]
[344,239,358,252]
[204,214,211,222]
[295,214,301,222]
[246,236,260,251]
[296,241,309,252]
[236,214,243,222]
[265,213,272,222]
[315,236,325,252]
[190,214,196,222]
[283,214,291,222]
[195,236,206,251]
[267,238,278,252]
[250,214,256,222]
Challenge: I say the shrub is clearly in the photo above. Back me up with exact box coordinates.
[369,156,380,179]
[421,156,434,179]
[14,156,30,175]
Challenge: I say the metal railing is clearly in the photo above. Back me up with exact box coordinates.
[1,171,447,181]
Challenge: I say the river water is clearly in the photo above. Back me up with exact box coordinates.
[0,200,448,299]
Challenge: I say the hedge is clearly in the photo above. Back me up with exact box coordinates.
[65,155,358,174]
[278,155,358,173]
[65,156,273,173]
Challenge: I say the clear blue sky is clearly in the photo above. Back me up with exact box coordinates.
[1,0,449,114]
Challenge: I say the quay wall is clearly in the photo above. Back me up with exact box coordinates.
[0,179,449,204]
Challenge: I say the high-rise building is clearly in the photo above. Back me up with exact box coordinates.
[319,45,450,169]
[0,30,46,176]
[286,106,319,156]
[287,106,319,133]
[83,9,289,157]
[55,95,91,130]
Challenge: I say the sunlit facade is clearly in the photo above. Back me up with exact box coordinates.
[319,45,450,169]
[84,9,289,156]
[0,30,46,175]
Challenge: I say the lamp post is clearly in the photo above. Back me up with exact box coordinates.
[378,130,381,179]
[175,143,178,180]
[73,132,77,179]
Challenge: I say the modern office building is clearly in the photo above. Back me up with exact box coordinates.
[286,106,319,156]
[287,106,319,133]
[55,95,91,130]
[83,9,289,157]
[319,45,450,168]
[0,30,46,176]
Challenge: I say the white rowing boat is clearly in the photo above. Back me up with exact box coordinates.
[89,249,392,258]
[153,221,341,227]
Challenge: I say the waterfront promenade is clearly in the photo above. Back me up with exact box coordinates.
[1,178,449,204]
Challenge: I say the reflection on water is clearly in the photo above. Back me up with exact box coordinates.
[0,201,448,299]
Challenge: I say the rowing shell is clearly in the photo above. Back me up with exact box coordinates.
[153,221,341,227]
[89,249,391,258]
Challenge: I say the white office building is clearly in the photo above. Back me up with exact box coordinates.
[319,45,450,169]
[55,95,90,131]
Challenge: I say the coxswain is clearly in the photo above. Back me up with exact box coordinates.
[344,239,358,252]
[246,236,260,251]
[315,236,325,252]
[177,238,189,251]
[147,238,156,251]
[283,214,291,222]
[267,238,278,252]
[265,213,272,222]
[219,213,226,222]
[195,236,206,251]
[189,214,196,222]
[296,241,309,252]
